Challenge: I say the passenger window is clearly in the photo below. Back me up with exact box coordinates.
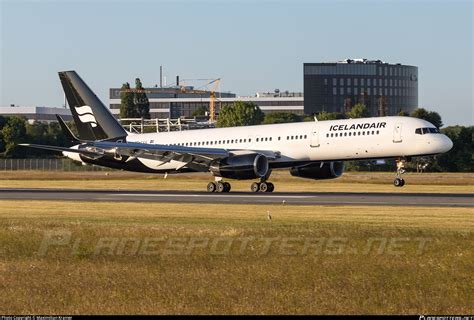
[422,128,429,134]
[304,135,307,139]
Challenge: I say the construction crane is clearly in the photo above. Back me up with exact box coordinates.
[179,78,221,122]
[120,77,221,122]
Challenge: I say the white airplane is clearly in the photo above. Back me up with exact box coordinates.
[21,71,453,192]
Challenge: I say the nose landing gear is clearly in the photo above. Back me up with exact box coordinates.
[394,159,406,187]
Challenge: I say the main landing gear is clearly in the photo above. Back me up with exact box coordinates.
[394,159,406,187]
[207,181,231,193]
[250,180,275,193]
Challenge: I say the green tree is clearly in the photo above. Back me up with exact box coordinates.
[316,111,346,121]
[1,116,27,157]
[217,101,264,128]
[0,115,7,153]
[26,122,48,145]
[397,110,409,116]
[120,82,139,119]
[346,103,370,119]
[134,78,150,119]
[192,105,208,117]
[411,108,443,128]
[435,126,473,172]
[263,112,300,124]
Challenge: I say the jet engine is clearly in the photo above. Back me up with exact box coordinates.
[210,153,269,180]
[290,161,344,180]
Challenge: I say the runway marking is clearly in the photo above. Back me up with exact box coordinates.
[115,193,312,199]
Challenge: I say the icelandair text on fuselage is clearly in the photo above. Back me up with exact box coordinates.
[329,122,387,131]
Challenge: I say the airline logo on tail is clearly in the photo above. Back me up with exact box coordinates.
[75,105,97,127]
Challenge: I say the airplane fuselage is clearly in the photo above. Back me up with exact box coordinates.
[68,116,453,174]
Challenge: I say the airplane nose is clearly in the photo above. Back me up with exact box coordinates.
[441,134,453,153]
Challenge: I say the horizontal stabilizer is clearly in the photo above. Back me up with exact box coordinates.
[56,114,80,142]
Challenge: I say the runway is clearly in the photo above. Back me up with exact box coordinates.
[0,188,472,207]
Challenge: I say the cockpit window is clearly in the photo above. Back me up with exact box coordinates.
[415,127,440,135]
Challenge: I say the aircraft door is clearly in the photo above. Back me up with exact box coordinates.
[310,126,320,147]
[393,123,402,143]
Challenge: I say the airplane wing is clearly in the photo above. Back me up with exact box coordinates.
[93,140,229,171]
[20,140,281,172]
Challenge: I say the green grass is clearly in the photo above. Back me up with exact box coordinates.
[0,201,472,314]
[0,171,473,194]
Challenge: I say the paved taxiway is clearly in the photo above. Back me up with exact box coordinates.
[0,189,472,207]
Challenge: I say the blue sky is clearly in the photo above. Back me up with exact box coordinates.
[1,0,472,126]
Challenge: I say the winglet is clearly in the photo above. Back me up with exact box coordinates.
[56,114,80,142]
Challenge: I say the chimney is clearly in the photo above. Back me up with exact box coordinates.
[160,65,163,88]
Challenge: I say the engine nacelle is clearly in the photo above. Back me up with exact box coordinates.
[290,161,344,180]
[210,153,269,180]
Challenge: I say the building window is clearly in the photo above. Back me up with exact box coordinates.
[340,87,344,95]
[347,78,351,86]
[354,78,358,86]
[333,87,337,95]
[333,78,337,86]
[361,78,365,86]
[340,78,344,86]
[324,78,328,85]
[367,79,371,86]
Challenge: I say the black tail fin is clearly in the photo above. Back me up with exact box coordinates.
[59,71,127,141]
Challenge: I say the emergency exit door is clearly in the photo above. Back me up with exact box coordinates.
[393,123,402,143]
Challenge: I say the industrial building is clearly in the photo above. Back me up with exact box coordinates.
[109,88,304,118]
[0,105,72,123]
[304,59,418,116]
